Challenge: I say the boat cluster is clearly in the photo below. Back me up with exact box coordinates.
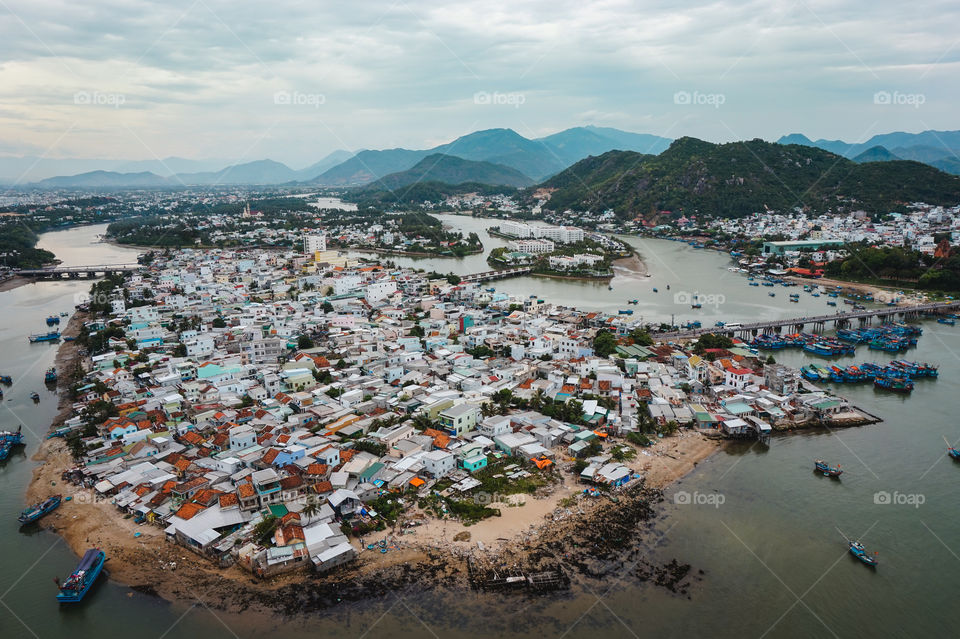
[0,426,24,461]
[801,360,938,392]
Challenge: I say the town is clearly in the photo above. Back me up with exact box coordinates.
[42,234,884,582]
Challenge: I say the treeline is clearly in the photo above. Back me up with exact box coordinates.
[825,244,960,291]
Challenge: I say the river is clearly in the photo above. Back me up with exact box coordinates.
[0,220,956,638]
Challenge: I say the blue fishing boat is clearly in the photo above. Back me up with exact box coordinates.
[814,459,842,477]
[874,376,913,393]
[18,494,62,524]
[749,282,759,286]
[28,331,60,343]
[769,292,776,297]
[0,441,11,461]
[827,301,837,306]
[801,365,821,381]
[944,437,960,461]
[56,548,106,603]
[652,288,658,293]
[30,392,40,402]
[45,368,57,384]
[618,309,633,315]
[848,541,879,567]
[937,318,956,326]
[46,316,60,326]
[627,299,638,305]
[0,426,24,446]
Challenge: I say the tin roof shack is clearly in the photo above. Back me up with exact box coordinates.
[327,488,362,518]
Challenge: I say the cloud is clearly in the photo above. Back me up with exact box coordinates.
[0,0,957,166]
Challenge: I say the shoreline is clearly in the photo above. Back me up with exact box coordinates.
[25,385,722,614]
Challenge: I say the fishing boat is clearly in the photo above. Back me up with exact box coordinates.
[942,436,960,461]
[30,392,40,402]
[691,302,702,309]
[44,368,57,384]
[627,299,638,305]
[56,548,106,603]
[848,541,879,567]
[1,426,25,446]
[60,312,69,317]
[873,376,913,393]
[814,459,843,478]
[0,374,11,385]
[801,365,822,381]
[937,317,956,326]
[618,309,633,315]
[652,288,658,293]
[45,316,60,326]
[715,321,725,328]
[749,282,760,286]
[18,494,62,524]
[666,284,670,290]
[789,297,799,302]
[28,331,60,343]
[769,292,776,297]
[827,301,837,306]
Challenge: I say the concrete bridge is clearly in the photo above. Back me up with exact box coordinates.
[655,301,960,341]
[461,267,532,283]
[17,263,142,279]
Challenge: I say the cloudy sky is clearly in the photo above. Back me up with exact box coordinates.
[1,0,957,167]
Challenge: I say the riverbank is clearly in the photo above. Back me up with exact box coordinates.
[612,251,648,278]
[344,245,484,259]
[0,275,33,292]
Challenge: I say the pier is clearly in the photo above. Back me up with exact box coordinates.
[17,263,143,280]
[656,301,960,340]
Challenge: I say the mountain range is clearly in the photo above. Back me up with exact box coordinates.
[540,137,960,218]
[778,130,960,175]
[20,126,673,188]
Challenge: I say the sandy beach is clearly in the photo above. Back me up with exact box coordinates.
[613,251,649,278]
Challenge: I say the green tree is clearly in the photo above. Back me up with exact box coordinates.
[593,330,619,357]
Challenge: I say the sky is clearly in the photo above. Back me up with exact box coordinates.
[0,0,957,168]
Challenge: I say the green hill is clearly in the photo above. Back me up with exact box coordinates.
[539,137,960,218]
[367,154,533,191]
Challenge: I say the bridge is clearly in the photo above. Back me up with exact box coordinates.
[461,267,532,283]
[655,301,960,340]
[17,263,143,279]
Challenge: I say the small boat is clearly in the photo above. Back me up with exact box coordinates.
[749,282,759,286]
[944,437,960,461]
[18,494,62,524]
[0,375,11,385]
[814,459,842,478]
[873,376,913,393]
[0,426,24,446]
[56,548,106,603]
[848,541,879,567]
[666,284,670,290]
[691,303,702,309]
[30,392,40,402]
[937,318,956,326]
[618,309,634,315]
[45,368,57,384]
[627,299,638,305]
[63,336,75,342]
[769,292,776,297]
[827,301,837,306]
[608,285,613,290]
[715,321,725,328]
[45,316,61,326]
[652,288,658,293]
[28,331,60,343]
[60,312,69,317]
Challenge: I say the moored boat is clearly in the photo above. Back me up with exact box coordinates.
[18,494,62,524]
[874,376,913,393]
[56,548,106,603]
[30,392,40,402]
[0,374,11,385]
[28,331,60,343]
[45,368,57,384]
[45,315,60,326]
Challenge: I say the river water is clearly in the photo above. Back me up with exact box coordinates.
[1,220,957,638]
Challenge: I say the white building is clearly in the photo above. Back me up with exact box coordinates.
[507,238,555,254]
[422,450,455,478]
[304,234,327,254]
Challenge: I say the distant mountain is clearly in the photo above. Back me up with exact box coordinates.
[853,146,901,163]
[309,126,677,186]
[36,170,171,188]
[365,154,533,191]
[540,137,960,218]
[309,148,431,186]
[0,155,234,184]
[174,159,298,185]
[291,150,355,181]
[537,126,672,165]
[778,130,960,175]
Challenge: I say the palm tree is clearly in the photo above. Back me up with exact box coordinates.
[530,389,546,411]
[302,496,320,522]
